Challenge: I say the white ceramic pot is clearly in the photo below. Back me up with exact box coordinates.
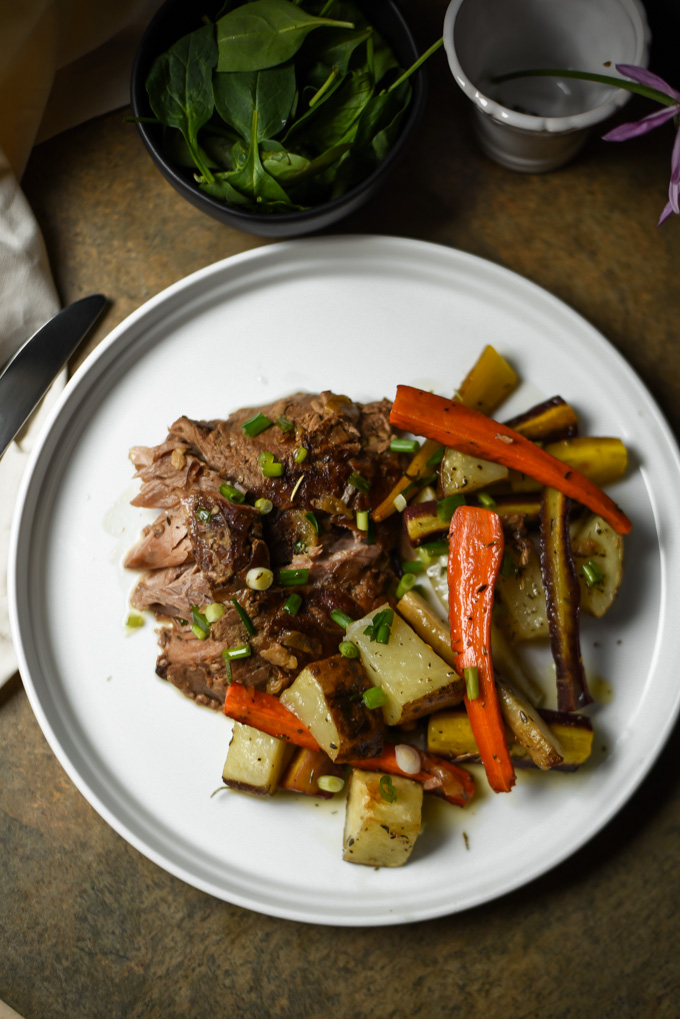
[443,0,651,172]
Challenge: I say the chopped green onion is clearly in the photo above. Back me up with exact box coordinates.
[317,775,345,794]
[348,471,371,494]
[393,493,408,512]
[395,573,417,599]
[231,597,255,636]
[262,461,284,478]
[437,494,465,521]
[401,560,425,575]
[362,685,387,709]
[257,450,275,466]
[219,483,245,504]
[426,445,445,467]
[375,623,391,644]
[582,559,604,587]
[241,412,272,438]
[192,623,208,640]
[222,644,252,661]
[294,446,308,464]
[204,602,225,623]
[331,609,353,629]
[390,438,420,453]
[246,567,274,591]
[356,510,369,531]
[279,568,309,587]
[125,612,144,629]
[191,605,210,637]
[339,640,359,659]
[305,511,320,535]
[283,592,303,616]
[478,492,496,508]
[195,506,211,523]
[255,498,273,515]
[276,416,294,433]
[464,666,479,700]
[419,540,449,559]
[379,775,397,803]
[500,551,518,578]
[363,516,376,545]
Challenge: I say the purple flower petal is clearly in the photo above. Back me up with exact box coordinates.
[603,104,680,141]
[616,64,680,102]
[658,199,674,226]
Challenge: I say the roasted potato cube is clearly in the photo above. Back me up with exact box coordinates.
[279,654,384,763]
[222,722,294,796]
[494,543,549,642]
[342,769,423,867]
[346,605,464,726]
[440,447,509,494]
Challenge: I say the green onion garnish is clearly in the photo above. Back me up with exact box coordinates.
[500,551,518,578]
[364,608,394,644]
[362,686,387,709]
[195,506,211,523]
[464,666,479,700]
[419,540,449,558]
[191,605,210,637]
[437,494,465,521]
[294,447,308,464]
[222,645,252,661]
[395,573,417,599]
[348,471,371,494]
[317,775,344,793]
[379,775,397,803]
[125,612,144,629]
[262,461,284,478]
[231,597,255,637]
[375,623,391,644]
[279,568,309,587]
[305,511,320,535]
[582,559,604,587]
[277,416,294,433]
[241,412,272,438]
[390,438,420,453]
[219,483,245,504]
[192,624,208,640]
[283,592,303,616]
[254,497,273,515]
[356,510,369,531]
[204,602,225,623]
[339,640,359,659]
[331,609,353,629]
[363,516,376,545]
[401,560,425,575]
[257,450,275,466]
[426,445,445,467]
[478,492,496,508]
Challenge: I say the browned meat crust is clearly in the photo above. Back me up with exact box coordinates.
[126,391,402,706]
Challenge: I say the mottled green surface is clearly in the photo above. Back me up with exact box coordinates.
[4,2,680,1015]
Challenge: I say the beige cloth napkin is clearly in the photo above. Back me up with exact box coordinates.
[0,0,162,685]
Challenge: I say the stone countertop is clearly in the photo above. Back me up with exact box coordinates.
[3,3,680,1016]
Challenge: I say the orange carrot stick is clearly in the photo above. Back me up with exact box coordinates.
[390,385,632,535]
[448,506,516,793]
[223,684,474,806]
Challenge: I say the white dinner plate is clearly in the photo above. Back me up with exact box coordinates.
[9,236,680,926]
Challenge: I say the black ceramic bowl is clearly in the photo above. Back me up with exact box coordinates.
[130,0,426,238]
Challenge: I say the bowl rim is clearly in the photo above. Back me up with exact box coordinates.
[443,0,651,134]
[130,0,427,227]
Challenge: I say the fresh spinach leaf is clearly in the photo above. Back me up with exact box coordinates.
[217,111,298,207]
[216,0,354,72]
[351,80,411,163]
[299,68,373,150]
[213,63,297,141]
[146,22,218,180]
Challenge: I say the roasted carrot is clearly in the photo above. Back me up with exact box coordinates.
[448,506,516,793]
[390,386,632,535]
[223,683,321,751]
[223,683,474,806]
[356,744,474,807]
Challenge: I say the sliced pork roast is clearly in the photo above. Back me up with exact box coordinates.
[126,391,404,708]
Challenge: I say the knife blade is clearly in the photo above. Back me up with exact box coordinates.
[0,293,107,460]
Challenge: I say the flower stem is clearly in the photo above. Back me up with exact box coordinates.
[491,68,676,107]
